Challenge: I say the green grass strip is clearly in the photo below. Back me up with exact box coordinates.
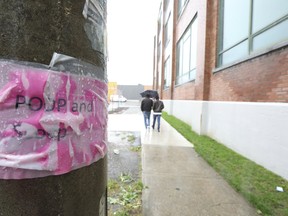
[162,112,288,216]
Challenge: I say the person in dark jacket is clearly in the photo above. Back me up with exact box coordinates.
[140,94,153,129]
[152,95,164,132]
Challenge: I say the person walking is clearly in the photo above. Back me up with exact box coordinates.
[152,95,164,132]
[141,94,153,129]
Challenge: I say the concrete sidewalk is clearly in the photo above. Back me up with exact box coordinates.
[108,112,258,216]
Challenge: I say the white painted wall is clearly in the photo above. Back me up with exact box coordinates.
[164,100,288,180]
[164,100,203,134]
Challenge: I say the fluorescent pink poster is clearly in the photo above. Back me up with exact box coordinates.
[0,61,108,179]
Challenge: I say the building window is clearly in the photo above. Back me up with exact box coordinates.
[157,41,162,63]
[157,10,162,39]
[178,0,189,17]
[164,0,170,11]
[218,0,288,66]
[164,56,171,89]
[176,15,198,85]
[164,13,172,46]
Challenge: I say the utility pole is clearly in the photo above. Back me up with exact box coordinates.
[0,1,107,215]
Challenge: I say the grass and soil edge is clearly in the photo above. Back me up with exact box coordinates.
[107,134,143,216]
[107,173,143,216]
[162,112,288,216]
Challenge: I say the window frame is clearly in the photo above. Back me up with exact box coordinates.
[164,56,171,89]
[164,13,172,47]
[164,0,170,11]
[176,15,198,86]
[178,0,189,18]
[217,0,288,67]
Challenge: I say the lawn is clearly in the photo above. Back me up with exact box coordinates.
[162,112,288,216]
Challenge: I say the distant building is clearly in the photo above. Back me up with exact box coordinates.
[108,82,118,102]
[154,0,288,179]
[118,84,145,100]
[108,82,117,98]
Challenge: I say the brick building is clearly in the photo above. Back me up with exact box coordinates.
[153,0,288,179]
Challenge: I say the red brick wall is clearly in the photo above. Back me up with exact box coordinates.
[173,82,196,100]
[160,0,288,103]
[209,47,288,102]
[204,2,288,103]
[205,0,288,103]
[202,0,219,100]
[162,88,171,99]
[173,0,207,101]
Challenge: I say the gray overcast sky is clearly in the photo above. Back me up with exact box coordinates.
[107,0,160,85]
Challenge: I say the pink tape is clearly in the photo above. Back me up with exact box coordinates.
[0,61,108,179]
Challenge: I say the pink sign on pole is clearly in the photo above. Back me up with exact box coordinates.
[0,60,108,179]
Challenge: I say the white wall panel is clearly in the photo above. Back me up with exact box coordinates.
[165,100,288,180]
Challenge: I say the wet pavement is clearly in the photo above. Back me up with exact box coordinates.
[107,101,143,181]
[107,131,141,180]
[108,100,258,216]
